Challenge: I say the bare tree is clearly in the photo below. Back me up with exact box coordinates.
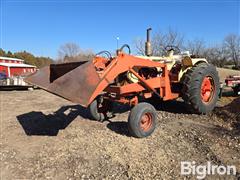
[186,39,205,57]
[75,49,95,62]
[223,34,240,68]
[204,45,227,67]
[58,43,80,62]
[57,43,95,63]
[134,28,184,56]
[134,38,145,55]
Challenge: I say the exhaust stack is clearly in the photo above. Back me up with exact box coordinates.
[145,28,152,56]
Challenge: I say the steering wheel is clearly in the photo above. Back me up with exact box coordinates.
[164,45,181,54]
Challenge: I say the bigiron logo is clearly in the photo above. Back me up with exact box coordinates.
[181,161,236,179]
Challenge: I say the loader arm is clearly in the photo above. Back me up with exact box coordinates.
[88,53,167,103]
[25,52,176,107]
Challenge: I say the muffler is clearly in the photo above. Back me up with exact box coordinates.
[145,28,152,56]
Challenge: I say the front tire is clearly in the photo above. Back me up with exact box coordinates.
[181,63,220,114]
[88,99,105,121]
[128,103,157,138]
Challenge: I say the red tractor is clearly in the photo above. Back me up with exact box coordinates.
[25,28,220,138]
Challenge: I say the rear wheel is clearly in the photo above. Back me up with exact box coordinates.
[181,63,220,114]
[128,103,157,138]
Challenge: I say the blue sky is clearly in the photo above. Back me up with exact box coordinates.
[0,0,239,59]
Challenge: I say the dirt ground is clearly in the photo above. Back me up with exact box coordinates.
[216,68,240,82]
[0,89,239,180]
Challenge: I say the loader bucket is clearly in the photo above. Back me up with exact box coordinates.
[25,61,101,107]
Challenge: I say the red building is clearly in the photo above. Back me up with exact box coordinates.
[0,56,36,77]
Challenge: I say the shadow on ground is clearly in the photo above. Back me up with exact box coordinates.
[146,98,191,114]
[104,103,131,136]
[17,105,89,136]
[106,121,130,137]
[16,101,133,137]
[16,100,192,137]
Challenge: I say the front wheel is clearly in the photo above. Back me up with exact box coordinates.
[128,102,157,138]
[88,99,104,121]
[87,97,113,121]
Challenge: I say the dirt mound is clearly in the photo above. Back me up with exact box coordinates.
[223,97,240,113]
[215,97,240,117]
[214,97,240,135]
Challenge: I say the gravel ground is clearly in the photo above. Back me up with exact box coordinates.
[0,89,239,179]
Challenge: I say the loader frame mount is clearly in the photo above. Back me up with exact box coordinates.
[91,52,179,107]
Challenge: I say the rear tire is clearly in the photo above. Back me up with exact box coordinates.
[128,102,156,138]
[181,63,220,114]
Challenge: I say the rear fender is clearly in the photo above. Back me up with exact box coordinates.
[178,58,208,81]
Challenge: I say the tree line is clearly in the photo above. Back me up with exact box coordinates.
[0,48,53,68]
[56,31,240,70]
[57,43,94,63]
[134,28,240,69]
[1,29,239,70]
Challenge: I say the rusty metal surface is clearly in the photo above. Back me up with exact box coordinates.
[50,61,88,82]
[25,66,51,89]
[25,61,101,107]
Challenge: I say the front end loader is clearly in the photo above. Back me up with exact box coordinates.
[25,28,220,138]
